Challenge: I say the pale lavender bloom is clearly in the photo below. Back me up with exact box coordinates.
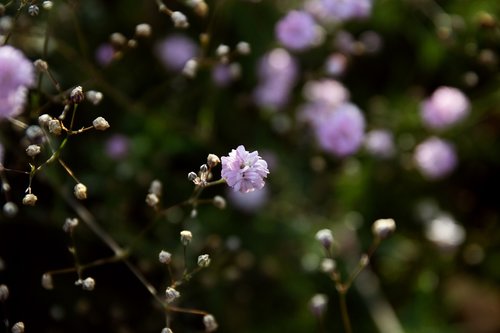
[212,63,233,87]
[253,48,298,109]
[95,43,114,67]
[303,79,349,107]
[105,134,130,160]
[221,145,270,193]
[321,0,373,21]
[364,129,395,158]
[334,31,356,54]
[414,137,457,180]
[275,10,318,51]
[420,86,470,130]
[0,46,34,119]
[325,53,348,76]
[314,103,366,157]
[156,34,198,72]
[227,186,269,213]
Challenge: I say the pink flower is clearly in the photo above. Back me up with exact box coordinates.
[420,86,470,130]
[275,10,319,51]
[221,145,270,193]
[414,137,457,180]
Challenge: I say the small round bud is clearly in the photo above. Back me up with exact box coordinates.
[92,117,110,131]
[165,287,180,303]
[26,144,41,157]
[236,41,251,55]
[82,277,95,291]
[85,90,103,105]
[38,114,52,127]
[74,183,87,200]
[63,218,79,233]
[48,119,62,135]
[161,328,173,333]
[42,1,53,10]
[70,86,84,104]
[309,294,328,317]
[28,4,39,16]
[372,218,396,239]
[207,154,220,168]
[171,11,189,28]
[188,172,198,181]
[149,179,162,196]
[110,32,127,47]
[11,322,24,333]
[41,273,54,290]
[180,230,193,246]
[193,1,208,17]
[320,258,336,273]
[26,125,44,142]
[182,59,198,78]
[315,229,333,249]
[34,59,48,72]
[213,195,226,209]
[199,164,208,173]
[203,314,218,332]
[0,284,9,301]
[216,44,230,58]
[135,23,152,38]
[127,39,138,48]
[197,254,211,267]
[159,250,172,264]
[3,202,18,217]
[145,193,159,207]
[22,193,38,206]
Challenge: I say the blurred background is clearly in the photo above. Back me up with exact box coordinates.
[1,0,500,332]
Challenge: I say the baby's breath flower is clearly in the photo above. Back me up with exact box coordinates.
[372,218,396,239]
[3,202,18,217]
[145,193,159,207]
[93,117,110,131]
[203,314,218,332]
[38,114,52,127]
[236,41,251,55]
[0,284,9,301]
[70,86,84,104]
[315,229,333,249]
[213,195,226,209]
[48,119,62,135]
[74,183,87,200]
[309,294,328,317]
[42,1,53,10]
[180,230,192,246]
[34,59,48,72]
[159,250,172,264]
[110,32,127,47]
[197,254,211,267]
[161,328,173,333]
[171,11,189,28]
[22,193,38,206]
[149,179,162,196]
[81,277,95,291]
[135,23,152,38]
[41,273,54,290]
[207,154,220,168]
[216,44,230,58]
[182,59,198,78]
[28,4,39,16]
[320,258,336,273]
[85,90,103,105]
[165,287,180,303]
[26,144,41,157]
[63,218,79,233]
[11,322,24,333]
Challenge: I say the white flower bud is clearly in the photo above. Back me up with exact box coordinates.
[236,41,251,55]
[41,273,54,290]
[74,183,87,200]
[38,114,52,127]
[28,4,39,16]
[165,287,180,303]
[309,294,328,317]
[34,59,48,72]
[320,258,336,273]
[42,1,53,10]
[161,328,173,333]
[70,86,84,104]
[180,230,192,246]
[110,32,127,47]
[48,119,62,135]
[315,229,333,249]
[171,11,189,28]
[63,218,79,233]
[92,117,110,131]
[22,193,38,206]
[82,277,95,291]
[372,218,396,239]
[26,144,41,157]
[188,171,198,181]
[149,179,162,196]
[85,90,103,105]
[207,154,220,168]
[159,250,172,264]
[213,195,226,209]
[127,39,138,48]
[0,284,9,301]
[135,23,152,38]
[197,254,211,268]
[216,44,230,58]
[145,193,159,207]
[11,322,24,333]
[182,59,198,78]
[203,314,218,332]
[3,202,18,217]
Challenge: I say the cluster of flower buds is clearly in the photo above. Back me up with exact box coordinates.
[146,179,162,208]
[187,154,220,187]
[75,277,95,291]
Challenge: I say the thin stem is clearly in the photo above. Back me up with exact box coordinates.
[68,231,83,281]
[339,291,353,333]
[167,305,209,316]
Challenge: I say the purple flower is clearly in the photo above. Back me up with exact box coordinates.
[420,86,470,130]
[303,79,349,107]
[105,134,130,160]
[414,137,457,180]
[364,129,395,158]
[314,103,366,157]
[275,10,318,51]
[155,34,198,72]
[320,0,373,21]
[325,53,348,76]
[95,43,115,67]
[212,63,240,87]
[0,46,34,119]
[221,145,270,193]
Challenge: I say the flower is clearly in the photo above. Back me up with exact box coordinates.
[275,10,319,51]
[0,46,35,119]
[364,129,396,158]
[320,0,373,21]
[105,134,130,159]
[420,86,470,130]
[155,34,198,72]
[221,145,269,193]
[414,137,457,179]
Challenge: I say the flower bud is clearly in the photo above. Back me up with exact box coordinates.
[3,202,18,217]
[236,41,251,55]
[161,328,173,333]
[197,254,211,268]
[92,117,110,131]
[26,144,41,157]
[216,44,230,58]
[213,195,226,209]
[372,218,396,239]
[171,11,189,28]
[135,23,152,38]
[309,294,328,317]
[110,32,127,47]
[86,90,103,105]
[11,322,24,333]
[74,183,87,200]
[38,114,52,127]
[70,86,84,104]
[320,258,336,273]
[41,273,54,290]
[315,229,333,249]
[0,284,9,301]
[159,250,172,264]
[182,59,198,78]
[149,179,162,196]
[42,1,53,10]
[188,172,198,181]
[165,287,180,303]
[145,193,159,207]
[207,154,220,168]
[34,59,48,72]
[28,4,39,16]
[180,230,192,246]
[203,314,218,332]
[82,277,95,291]
[48,119,62,135]
[22,193,38,206]
[63,218,79,233]
[199,164,208,173]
